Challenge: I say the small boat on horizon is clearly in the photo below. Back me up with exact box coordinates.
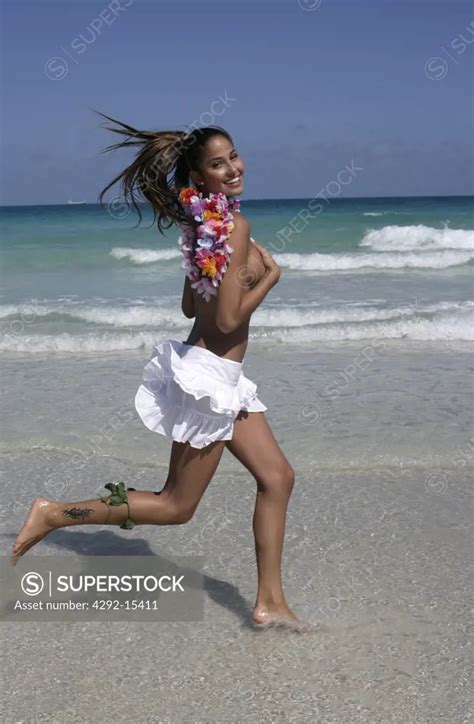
[66,199,87,205]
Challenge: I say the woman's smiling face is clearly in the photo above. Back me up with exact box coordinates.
[191,135,245,196]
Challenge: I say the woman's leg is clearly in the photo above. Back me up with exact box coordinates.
[11,439,227,564]
[225,411,297,624]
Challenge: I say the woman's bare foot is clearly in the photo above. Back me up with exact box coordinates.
[252,601,308,631]
[11,497,57,566]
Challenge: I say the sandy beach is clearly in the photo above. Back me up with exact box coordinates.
[1,339,472,722]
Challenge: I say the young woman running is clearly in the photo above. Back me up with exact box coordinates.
[11,117,300,628]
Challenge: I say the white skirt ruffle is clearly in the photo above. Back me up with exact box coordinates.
[134,338,267,449]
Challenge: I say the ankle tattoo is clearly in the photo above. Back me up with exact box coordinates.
[62,507,94,520]
[98,481,136,529]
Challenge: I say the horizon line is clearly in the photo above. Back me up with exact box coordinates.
[1,192,473,208]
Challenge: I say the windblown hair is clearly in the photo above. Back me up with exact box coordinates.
[96,111,233,234]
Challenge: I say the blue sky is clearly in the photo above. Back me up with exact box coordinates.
[1,0,473,204]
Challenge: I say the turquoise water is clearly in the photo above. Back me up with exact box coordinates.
[1,196,473,352]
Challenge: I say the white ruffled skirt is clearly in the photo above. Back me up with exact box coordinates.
[134,338,267,449]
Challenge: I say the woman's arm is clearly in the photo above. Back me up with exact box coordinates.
[181,275,196,319]
[236,263,280,324]
[216,214,280,333]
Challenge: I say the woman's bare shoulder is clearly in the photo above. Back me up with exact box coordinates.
[227,210,250,258]
[231,210,250,231]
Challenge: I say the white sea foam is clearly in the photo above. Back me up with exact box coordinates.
[108,229,474,273]
[360,224,474,251]
[1,300,471,329]
[264,308,474,343]
[363,212,384,216]
[274,249,473,271]
[1,302,473,350]
[2,314,472,351]
[110,247,181,264]
[65,305,186,327]
[0,331,159,353]
[0,303,188,327]
[252,301,471,326]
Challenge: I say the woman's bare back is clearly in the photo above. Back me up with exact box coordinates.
[183,233,267,362]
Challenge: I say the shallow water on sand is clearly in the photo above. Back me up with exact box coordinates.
[1,339,472,473]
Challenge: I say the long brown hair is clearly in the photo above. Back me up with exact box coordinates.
[96,111,233,234]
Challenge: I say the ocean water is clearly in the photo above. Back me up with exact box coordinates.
[1,195,473,353]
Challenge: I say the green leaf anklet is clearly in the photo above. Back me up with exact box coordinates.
[98,481,136,529]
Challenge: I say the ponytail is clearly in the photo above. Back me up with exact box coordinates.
[96,111,232,235]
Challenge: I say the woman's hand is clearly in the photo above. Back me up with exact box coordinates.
[250,238,281,285]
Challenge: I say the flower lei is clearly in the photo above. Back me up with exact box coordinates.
[178,186,240,302]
